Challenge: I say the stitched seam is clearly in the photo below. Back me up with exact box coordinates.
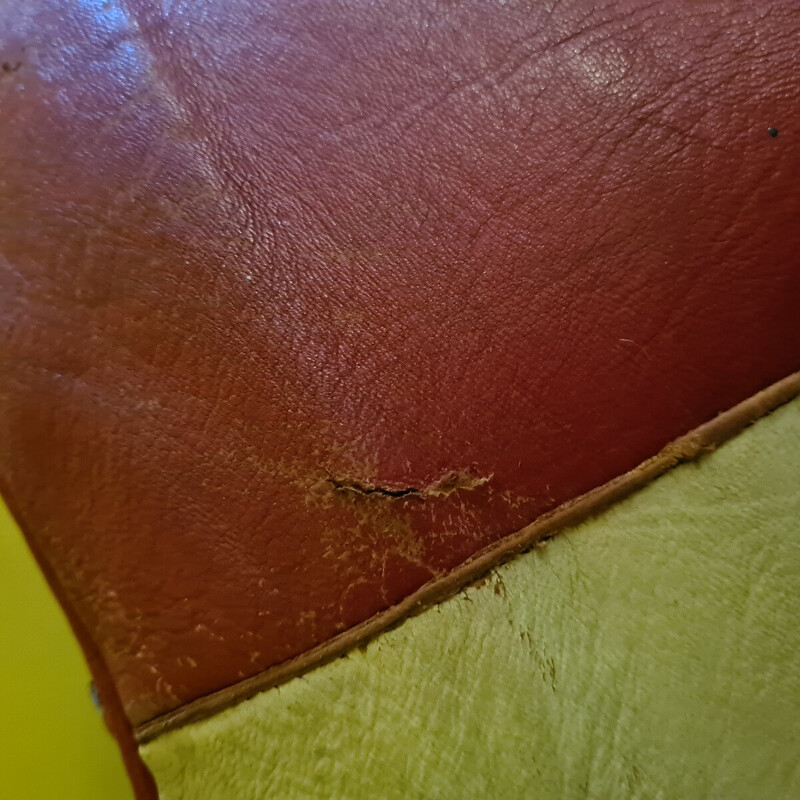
[135,369,800,744]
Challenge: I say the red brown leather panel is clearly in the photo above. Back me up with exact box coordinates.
[2,0,799,732]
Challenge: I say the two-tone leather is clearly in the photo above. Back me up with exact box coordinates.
[2,1,799,793]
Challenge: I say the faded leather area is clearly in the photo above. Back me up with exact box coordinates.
[141,397,800,800]
[2,0,800,730]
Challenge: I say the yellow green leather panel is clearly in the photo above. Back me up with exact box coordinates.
[0,501,133,800]
[142,397,800,800]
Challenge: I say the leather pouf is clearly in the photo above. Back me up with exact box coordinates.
[2,2,799,798]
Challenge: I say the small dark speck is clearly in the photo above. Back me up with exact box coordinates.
[89,681,103,713]
[768,128,779,138]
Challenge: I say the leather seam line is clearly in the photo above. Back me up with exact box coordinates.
[135,369,800,744]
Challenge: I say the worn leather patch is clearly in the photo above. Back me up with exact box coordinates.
[140,398,800,800]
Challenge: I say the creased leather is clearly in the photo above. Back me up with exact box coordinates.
[1,0,799,736]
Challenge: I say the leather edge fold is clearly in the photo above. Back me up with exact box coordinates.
[0,484,159,799]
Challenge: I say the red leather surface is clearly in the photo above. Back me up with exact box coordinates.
[2,0,799,734]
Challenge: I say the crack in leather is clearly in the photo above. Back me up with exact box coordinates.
[325,470,491,500]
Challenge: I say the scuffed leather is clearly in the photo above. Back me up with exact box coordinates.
[141,398,800,800]
[2,0,799,731]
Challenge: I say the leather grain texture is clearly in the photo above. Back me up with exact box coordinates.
[141,397,800,800]
[2,0,799,737]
